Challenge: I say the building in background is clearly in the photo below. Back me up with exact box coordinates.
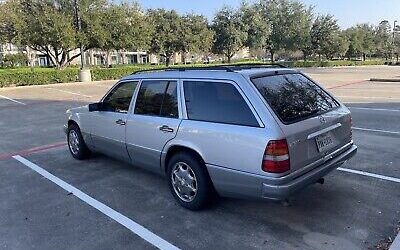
[0,43,150,67]
[0,42,251,67]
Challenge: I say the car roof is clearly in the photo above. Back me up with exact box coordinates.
[120,65,300,81]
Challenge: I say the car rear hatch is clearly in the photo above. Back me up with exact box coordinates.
[251,72,353,173]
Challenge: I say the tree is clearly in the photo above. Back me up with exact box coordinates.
[147,9,183,66]
[344,24,375,60]
[394,23,400,63]
[311,14,341,60]
[337,32,350,59]
[359,24,375,60]
[5,0,108,69]
[99,2,151,66]
[258,0,312,62]
[291,4,313,61]
[180,14,213,63]
[374,20,392,59]
[259,0,289,62]
[344,27,363,59]
[240,2,269,51]
[212,6,247,63]
[19,0,78,68]
[0,0,23,45]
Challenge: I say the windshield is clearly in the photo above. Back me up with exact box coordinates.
[252,73,340,124]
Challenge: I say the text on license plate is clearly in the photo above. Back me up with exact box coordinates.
[315,133,334,152]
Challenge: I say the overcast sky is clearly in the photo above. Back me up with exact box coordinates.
[137,0,400,28]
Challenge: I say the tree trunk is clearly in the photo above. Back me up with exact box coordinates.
[227,55,232,63]
[165,53,171,67]
[270,51,275,63]
[120,51,126,65]
[106,51,111,67]
[362,53,366,61]
[302,51,307,62]
[182,52,187,64]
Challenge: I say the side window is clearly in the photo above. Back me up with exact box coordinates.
[134,80,179,118]
[160,81,179,118]
[183,81,259,127]
[102,81,138,113]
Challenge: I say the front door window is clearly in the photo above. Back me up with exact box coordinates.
[102,81,138,113]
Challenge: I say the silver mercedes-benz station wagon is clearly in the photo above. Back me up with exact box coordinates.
[64,64,357,210]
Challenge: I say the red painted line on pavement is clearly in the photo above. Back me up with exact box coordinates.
[0,141,67,161]
[327,80,366,90]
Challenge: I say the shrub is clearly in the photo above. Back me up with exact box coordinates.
[0,68,78,87]
[0,60,387,88]
[91,65,164,81]
[0,53,28,68]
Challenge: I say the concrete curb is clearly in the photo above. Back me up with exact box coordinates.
[390,231,400,250]
[370,78,400,82]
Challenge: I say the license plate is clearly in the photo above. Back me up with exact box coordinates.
[315,132,334,152]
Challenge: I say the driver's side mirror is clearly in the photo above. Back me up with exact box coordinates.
[88,102,103,112]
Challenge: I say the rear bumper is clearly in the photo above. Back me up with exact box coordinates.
[262,144,357,199]
[207,143,357,200]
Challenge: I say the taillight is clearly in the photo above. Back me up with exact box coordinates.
[262,139,290,173]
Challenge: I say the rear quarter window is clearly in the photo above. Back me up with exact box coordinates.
[183,81,259,127]
[251,73,339,124]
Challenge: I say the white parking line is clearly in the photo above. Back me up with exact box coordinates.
[352,127,400,135]
[0,94,26,105]
[12,155,180,250]
[349,107,400,112]
[46,87,92,98]
[338,167,400,184]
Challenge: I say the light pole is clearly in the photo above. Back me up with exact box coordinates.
[394,20,398,63]
[74,0,91,81]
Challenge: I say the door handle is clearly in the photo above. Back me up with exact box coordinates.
[159,125,174,133]
[115,119,126,126]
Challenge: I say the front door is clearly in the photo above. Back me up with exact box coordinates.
[125,80,181,172]
[89,81,138,161]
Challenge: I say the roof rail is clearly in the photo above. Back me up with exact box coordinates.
[168,66,235,72]
[131,68,168,74]
[227,63,287,69]
[131,63,287,75]
[132,65,235,74]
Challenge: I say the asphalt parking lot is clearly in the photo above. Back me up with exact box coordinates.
[0,65,399,250]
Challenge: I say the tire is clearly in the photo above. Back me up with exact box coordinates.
[67,123,90,160]
[167,152,213,210]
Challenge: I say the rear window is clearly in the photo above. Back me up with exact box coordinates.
[252,73,339,124]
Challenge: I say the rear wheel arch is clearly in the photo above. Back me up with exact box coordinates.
[164,145,206,174]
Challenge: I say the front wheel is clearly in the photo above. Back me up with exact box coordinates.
[67,124,90,160]
[167,152,214,210]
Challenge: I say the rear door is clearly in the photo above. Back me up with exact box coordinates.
[125,80,181,172]
[251,73,352,172]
